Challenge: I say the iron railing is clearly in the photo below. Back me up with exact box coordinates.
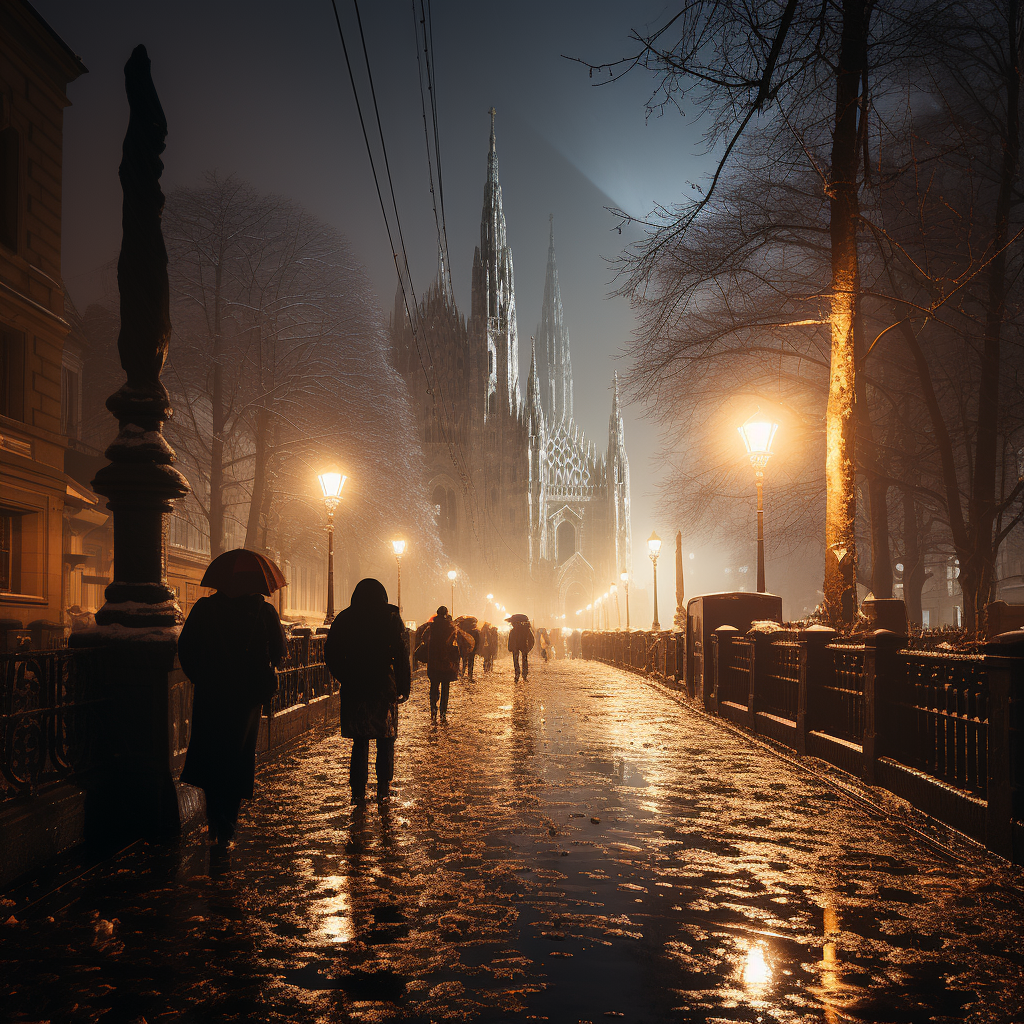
[759,641,802,720]
[813,643,865,744]
[1,646,118,801]
[889,650,988,798]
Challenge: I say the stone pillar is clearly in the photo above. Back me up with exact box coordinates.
[92,45,189,628]
[71,47,198,841]
[862,629,904,785]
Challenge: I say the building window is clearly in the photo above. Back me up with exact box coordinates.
[0,126,17,252]
[0,329,25,421]
[0,511,21,593]
[61,366,80,438]
[488,350,494,375]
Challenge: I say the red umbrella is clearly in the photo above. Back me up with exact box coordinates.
[201,548,287,596]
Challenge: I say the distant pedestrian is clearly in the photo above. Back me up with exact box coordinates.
[480,621,497,672]
[507,614,535,682]
[537,628,551,663]
[570,629,583,659]
[422,606,461,722]
[325,578,411,806]
[456,615,481,681]
[179,549,288,851]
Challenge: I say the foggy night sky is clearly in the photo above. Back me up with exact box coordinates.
[36,0,711,584]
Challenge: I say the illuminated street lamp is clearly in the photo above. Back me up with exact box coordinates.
[648,531,662,630]
[738,411,779,593]
[620,571,630,630]
[391,538,406,616]
[611,583,620,628]
[317,470,347,624]
[447,569,457,615]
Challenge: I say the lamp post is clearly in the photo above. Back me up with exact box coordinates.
[620,571,630,629]
[448,569,457,614]
[391,539,406,616]
[611,584,620,628]
[738,412,779,594]
[648,531,662,630]
[587,602,593,629]
[317,471,347,624]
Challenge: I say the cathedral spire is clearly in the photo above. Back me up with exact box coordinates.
[471,107,521,418]
[527,335,544,433]
[539,216,573,424]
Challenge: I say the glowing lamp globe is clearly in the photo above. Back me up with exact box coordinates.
[486,593,494,600]
[391,539,406,557]
[647,531,662,560]
[738,413,779,471]
[447,569,457,581]
[620,571,628,583]
[318,471,347,503]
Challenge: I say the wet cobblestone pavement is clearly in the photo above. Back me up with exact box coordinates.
[5,660,1024,1023]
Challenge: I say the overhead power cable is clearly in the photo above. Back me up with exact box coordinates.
[328,0,477,533]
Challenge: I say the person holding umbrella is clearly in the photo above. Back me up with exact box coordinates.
[179,548,288,852]
[507,613,535,682]
[325,578,411,806]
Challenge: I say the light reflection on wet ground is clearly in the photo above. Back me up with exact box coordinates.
[4,660,1024,1022]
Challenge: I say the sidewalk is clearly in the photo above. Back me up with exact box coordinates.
[4,659,1024,1022]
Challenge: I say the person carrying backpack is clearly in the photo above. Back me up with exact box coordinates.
[421,606,461,722]
[507,614,535,682]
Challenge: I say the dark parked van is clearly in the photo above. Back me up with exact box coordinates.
[686,592,783,701]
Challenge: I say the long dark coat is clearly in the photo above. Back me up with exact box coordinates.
[325,579,411,740]
[179,593,286,800]
[425,615,461,683]
[508,621,535,654]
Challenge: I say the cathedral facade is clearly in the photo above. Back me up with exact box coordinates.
[391,114,631,618]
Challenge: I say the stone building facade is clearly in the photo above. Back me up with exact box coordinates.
[0,2,85,641]
[391,114,631,618]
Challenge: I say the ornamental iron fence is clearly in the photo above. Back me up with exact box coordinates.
[580,626,1024,863]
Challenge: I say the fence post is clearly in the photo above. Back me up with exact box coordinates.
[801,626,836,746]
[712,626,739,717]
[985,647,1024,861]
[862,629,904,785]
[749,633,771,731]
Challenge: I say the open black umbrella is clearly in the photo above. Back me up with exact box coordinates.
[201,548,287,596]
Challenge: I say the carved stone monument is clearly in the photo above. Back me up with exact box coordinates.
[91,44,189,631]
[71,47,200,841]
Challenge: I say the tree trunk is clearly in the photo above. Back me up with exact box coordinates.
[963,0,1020,632]
[208,258,226,555]
[901,487,928,626]
[244,405,271,550]
[867,475,893,598]
[824,0,870,628]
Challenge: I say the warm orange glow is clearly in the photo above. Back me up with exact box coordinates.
[391,538,406,557]
[647,531,662,559]
[317,471,347,501]
[739,412,779,467]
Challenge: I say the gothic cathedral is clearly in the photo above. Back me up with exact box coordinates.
[390,112,632,618]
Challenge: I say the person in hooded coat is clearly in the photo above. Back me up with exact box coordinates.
[179,586,287,848]
[422,605,460,722]
[508,617,535,682]
[325,578,411,804]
